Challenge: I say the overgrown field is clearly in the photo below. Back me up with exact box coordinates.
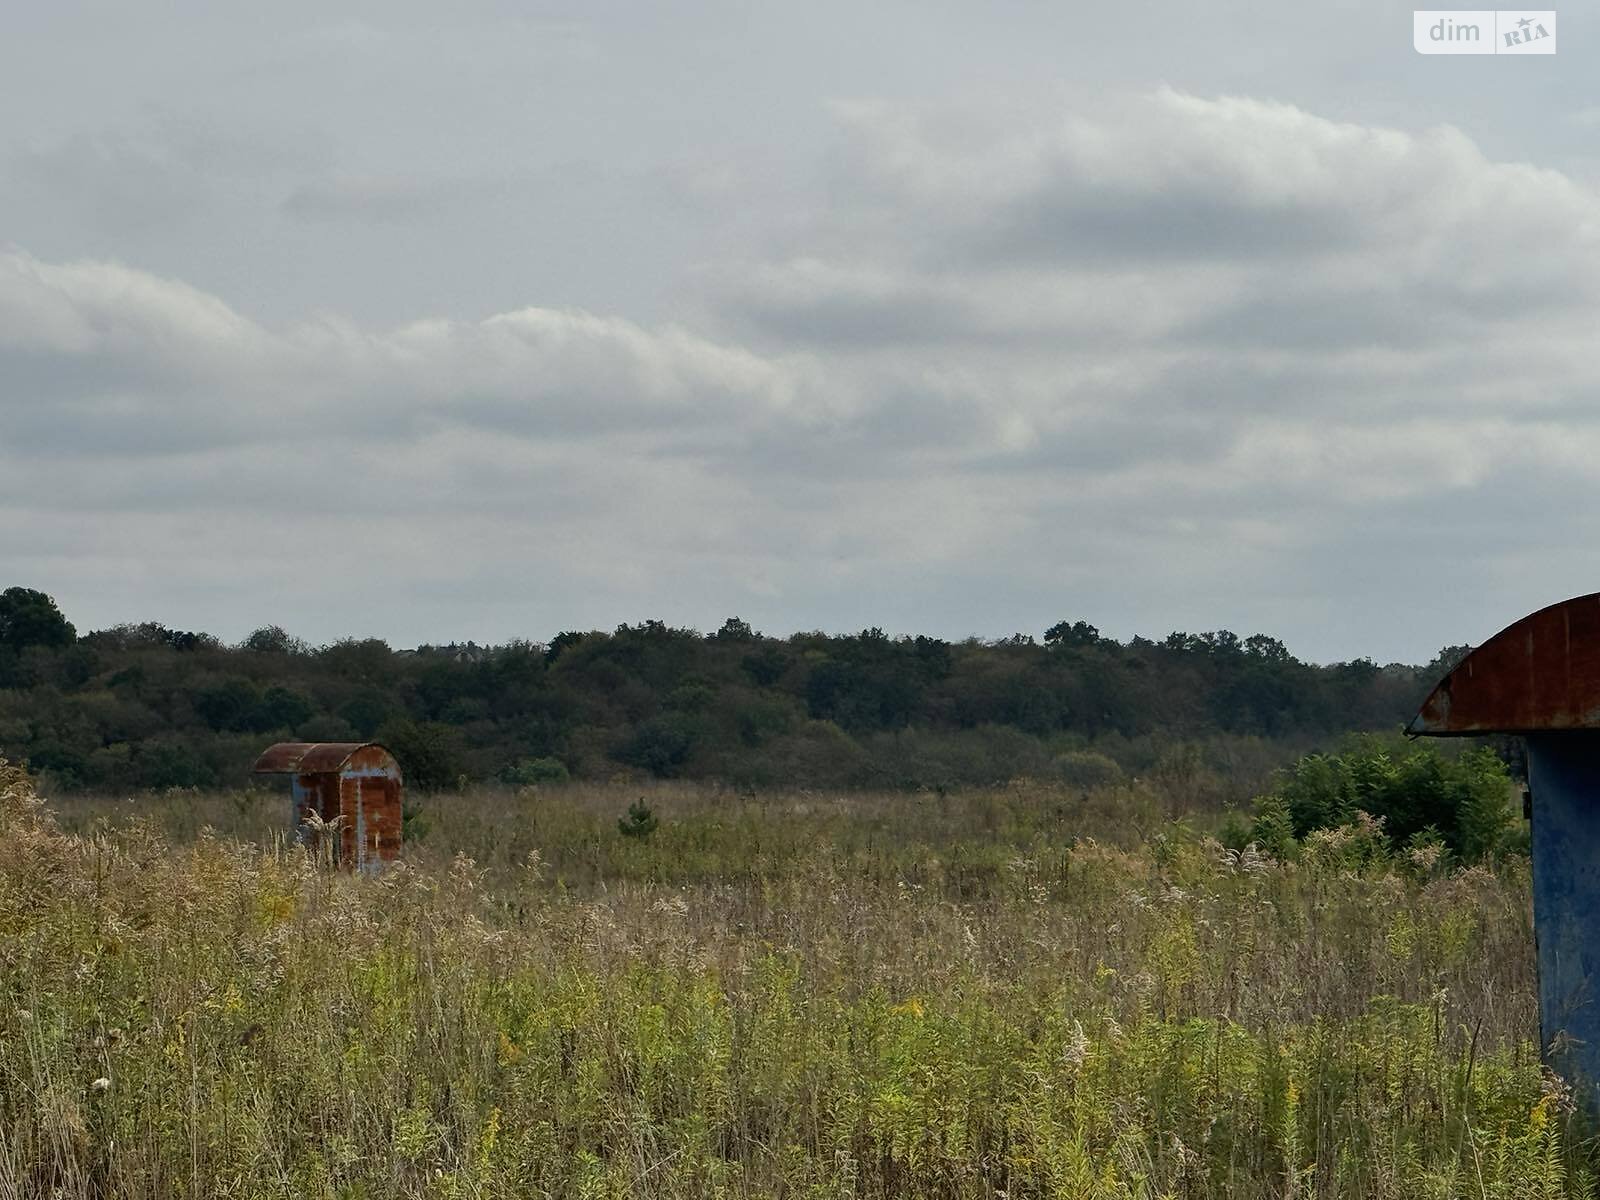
[2,764,1588,1198]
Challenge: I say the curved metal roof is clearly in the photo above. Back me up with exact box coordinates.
[1410,592,1600,735]
[251,742,397,774]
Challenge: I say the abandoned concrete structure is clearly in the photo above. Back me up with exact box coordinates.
[1410,591,1600,1112]
[252,741,403,872]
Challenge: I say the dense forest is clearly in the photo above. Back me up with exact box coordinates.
[0,586,1462,795]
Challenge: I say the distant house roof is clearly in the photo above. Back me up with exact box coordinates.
[1410,592,1600,736]
[252,742,396,774]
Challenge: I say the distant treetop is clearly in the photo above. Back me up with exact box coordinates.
[0,588,76,651]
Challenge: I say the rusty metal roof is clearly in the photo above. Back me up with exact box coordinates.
[1409,592,1600,736]
[252,742,394,774]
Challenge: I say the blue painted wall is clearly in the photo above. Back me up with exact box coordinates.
[1528,733,1600,1111]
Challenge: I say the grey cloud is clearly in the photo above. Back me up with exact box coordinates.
[280,176,461,224]
[801,91,1600,325]
[0,249,808,457]
[8,85,1600,660]
[10,133,208,236]
[972,189,1371,267]
[723,270,981,348]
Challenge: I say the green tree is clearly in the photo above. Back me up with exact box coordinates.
[242,625,305,654]
[613,717,696,777]
[339,690,394,738]
[0,588,75,651]
[1426,644,1473,677]
[378,718,467,791]
[260,686,314,732]
[193,678,265,733]
[1243,634,1293,663]
[320,638,396,683]
[1044,620,1101,648]
[135,738,217,789]
[741,645,791,687]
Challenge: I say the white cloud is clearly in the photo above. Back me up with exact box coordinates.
[0,246,818,451]
[6,91,1600,658]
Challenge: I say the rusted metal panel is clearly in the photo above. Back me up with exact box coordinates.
[1408,592,1600,735]
[1411,595,1600,1113]
[252,742,396,780]
[360,775,402,868]
[333,771,402,872]
[255,741,404,871]
[343,744,400,775]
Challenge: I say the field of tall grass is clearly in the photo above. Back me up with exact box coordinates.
[1,760,1588,1198]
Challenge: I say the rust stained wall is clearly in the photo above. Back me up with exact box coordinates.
[272,744,402,871]
[337,769,402,872]
[343,744,402,872]
[256,742,404,870]
[1411,592,1600,735]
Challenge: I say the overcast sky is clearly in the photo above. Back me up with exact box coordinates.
[2,3,1597,663]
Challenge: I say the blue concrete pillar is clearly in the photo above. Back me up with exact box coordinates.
[1527,732,1600,1110]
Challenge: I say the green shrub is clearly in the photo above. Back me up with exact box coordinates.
[1252,737,1515,861]
[1053,750,1125,790]
[501,755,570,786]
[617,798,658,838]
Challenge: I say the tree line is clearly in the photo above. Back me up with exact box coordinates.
[0,586,1462,794]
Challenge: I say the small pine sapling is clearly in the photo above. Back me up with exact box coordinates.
[618,799,658,839]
